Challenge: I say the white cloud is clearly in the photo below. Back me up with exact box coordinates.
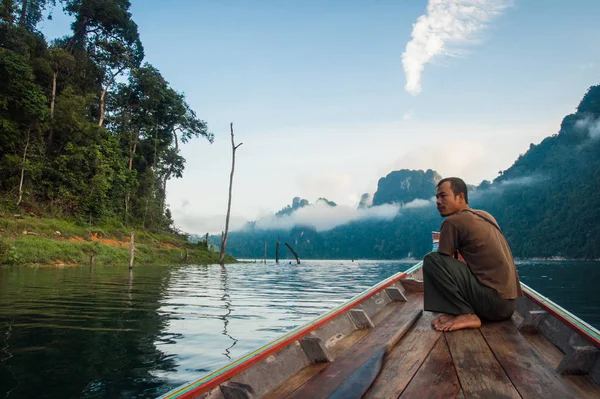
[403,198,435,209]
[472,174,545,199]
[402,0,510,95]
[390,139,487,180]
[497,175,544,187]
[253,201,400,232]
[575,117,600,140]
[171,210,248,235]
[296,171,355,206]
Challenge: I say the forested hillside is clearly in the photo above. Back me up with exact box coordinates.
[483,85,600,258]
[0,0,212,231]
[225,85,600,260]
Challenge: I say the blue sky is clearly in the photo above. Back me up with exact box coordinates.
[40,1,600,234]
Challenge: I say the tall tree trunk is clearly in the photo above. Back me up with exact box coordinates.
[219,123,243,266]
[161,130,180,213]
[125,130,138,220]
[98,69,124,127]
[128,131,138,170]
[98,86,109,127]
[50,71,57,118]
[161,176,169,213]
[47,70,57,148]
[17,126,31,206]
[143,132,159,228]
[66,37,75,53]
[18,0,28,27]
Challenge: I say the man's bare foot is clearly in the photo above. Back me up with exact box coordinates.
[432,314,453,329]
[434,314,481,332]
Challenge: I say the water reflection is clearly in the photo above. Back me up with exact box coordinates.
[0,265,179,398]
[219,266,237,360]
[0,260,597,398]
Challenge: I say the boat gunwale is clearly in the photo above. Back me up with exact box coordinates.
[521,282,600,347]
[159,261,423,399]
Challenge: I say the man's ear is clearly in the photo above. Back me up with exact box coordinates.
[457,193,466,204]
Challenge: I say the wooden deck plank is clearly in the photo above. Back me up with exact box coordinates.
[262,363,327,399]
[523,332,563,369]
[524,331,600,398]
[399,337,461,399]
[263,301,405,398]
[564,375,600,399]
[326,328,370,359]
[363,311,441,399]
[286,294,423,399]
[445,329,521,399]
[480,320,579,398]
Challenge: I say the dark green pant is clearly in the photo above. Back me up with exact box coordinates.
[423,252,515,321]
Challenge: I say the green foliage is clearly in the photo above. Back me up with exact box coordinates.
[0,1,213,237]
[0,238,20,264]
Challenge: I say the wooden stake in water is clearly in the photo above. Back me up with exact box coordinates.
[276,236,280,264]
[129,228,135,270]
[264,241,267,264]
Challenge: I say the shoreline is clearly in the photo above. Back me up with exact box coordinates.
[0,215,237,267]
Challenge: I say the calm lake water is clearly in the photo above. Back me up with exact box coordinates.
[0,259,598,398]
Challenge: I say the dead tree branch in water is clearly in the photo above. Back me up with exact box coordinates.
[285,242,301,265]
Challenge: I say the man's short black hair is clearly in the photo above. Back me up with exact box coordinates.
[437,177,469,204]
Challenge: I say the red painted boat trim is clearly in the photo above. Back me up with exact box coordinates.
[168,268,413,399]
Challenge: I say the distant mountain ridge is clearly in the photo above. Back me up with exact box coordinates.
[372,169,441,206]
[222,84,600,260]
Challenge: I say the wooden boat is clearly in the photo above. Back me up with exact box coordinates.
[160,235,600,399]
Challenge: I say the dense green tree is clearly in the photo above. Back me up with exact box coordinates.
[0,2,212,232]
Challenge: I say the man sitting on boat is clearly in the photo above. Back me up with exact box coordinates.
[424,177,523,331]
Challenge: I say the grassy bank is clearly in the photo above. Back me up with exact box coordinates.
[0,214,235,267]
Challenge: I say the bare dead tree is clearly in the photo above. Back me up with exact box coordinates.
[16,126,31,206]
[285,242,301,265]
[219,123,242,265]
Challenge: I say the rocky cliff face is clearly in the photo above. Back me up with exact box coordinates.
[371,169,442,206]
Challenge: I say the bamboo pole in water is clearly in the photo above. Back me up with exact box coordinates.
[276,236,280,264]
[129,228,135,270]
